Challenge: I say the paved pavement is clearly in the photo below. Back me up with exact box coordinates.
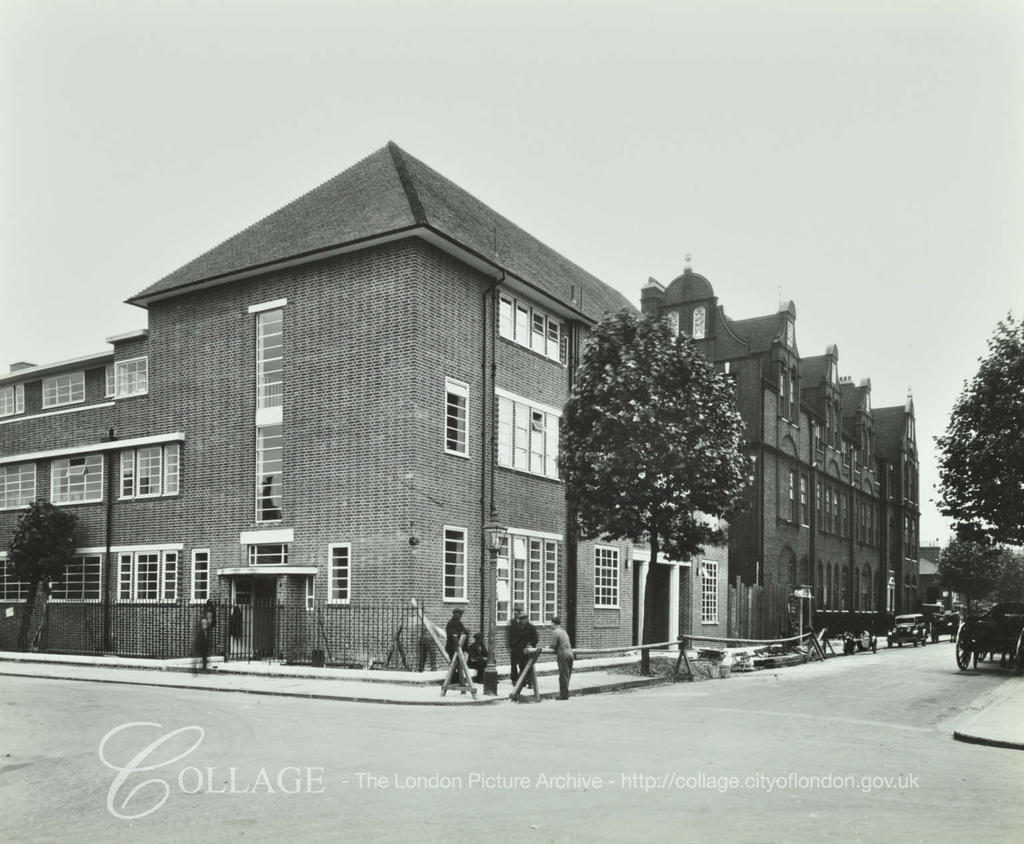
[0,650,666,705]
[950,665,1024,750]
[1,643,1019,748]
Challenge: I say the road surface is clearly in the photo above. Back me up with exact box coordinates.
[1,639,1020,842]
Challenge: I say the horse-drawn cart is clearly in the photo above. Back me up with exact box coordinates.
[955,602,1024,674]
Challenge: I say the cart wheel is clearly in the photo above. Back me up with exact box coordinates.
[955,626,973,671]
[1015,631,1024,677]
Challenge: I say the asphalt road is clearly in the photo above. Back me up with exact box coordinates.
[1,640,1021,843]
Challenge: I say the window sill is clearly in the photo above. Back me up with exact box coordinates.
[496,464,561,484]
[0,504,31,512]
[594,604,621,610]
[49,599,102,604]
[444,450,470,460]
[42,399,87,411]
[53,499,105,507]
[114,392,149,401]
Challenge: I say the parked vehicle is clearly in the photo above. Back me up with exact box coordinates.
[955,602,1024,674]
[887,613,928,648]
[929,611,959,643]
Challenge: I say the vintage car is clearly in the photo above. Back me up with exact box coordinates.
[956,602,1024,673]
[886,613,928,648]
[929,611,959,642]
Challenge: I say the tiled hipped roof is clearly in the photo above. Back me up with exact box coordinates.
[128,142,632,322]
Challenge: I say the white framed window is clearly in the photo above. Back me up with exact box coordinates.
[1,383,25,417]
[50,555,102,602]
[0,463,35,510]
[248,544,288,566]
[800,475,809,527]
[443,527,468,602]
[256,424,283,521]
[667,311,680,336]
[0,555,29,602]
[256,308,283,413]
[497,293,565,364]
[51,454,103,504]
[191,550,210,603]
[701,561,719,624]
[305,576,315,610]
[692,305,706,339]
[120,443,180,499]
[118,550,177,602]
[497,391,560,480]
[115,357,149,398]
[496,532,558,624]
[444,378,469,457]
[42,372,85,408]
[328,544,350,604]
[594,545,620,608]
[105,364,115,398]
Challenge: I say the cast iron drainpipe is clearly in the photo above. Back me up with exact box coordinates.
[103,427,116,652]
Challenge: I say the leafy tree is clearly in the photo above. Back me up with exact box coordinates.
[936,314,1024,546]
[937,538,1002,615]
[7,500,78,650]
[561,310,752,643]
[990,549,1024,604]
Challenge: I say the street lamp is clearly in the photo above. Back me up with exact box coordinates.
[481,513,508,696]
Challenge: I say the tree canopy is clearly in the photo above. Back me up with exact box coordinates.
[936,314,1024,546]
[937,538,1003,613]
[7,500,78,586]
[561,310,752,564]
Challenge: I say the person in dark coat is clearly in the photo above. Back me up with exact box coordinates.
[445,608,468,661]
[507,603,525,684]
[517,611,539,690]
[467,632,489,683]
[192,601,216,674]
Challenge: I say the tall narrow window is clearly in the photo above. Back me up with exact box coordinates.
[692,305,706,339]
[256,309,283,411]
[256,425,283,521]
[788,471,796,521]
[701,561,719,624]
[444,378,469,457]
[799,475,808,526]
[594,546,620,608]
[105,364,115,398]
[667,311,680,336]
[328,544,350,604]
[191,550,210,602]
[443,527,467,602]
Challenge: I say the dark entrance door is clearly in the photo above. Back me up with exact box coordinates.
[643,564,670,645]
[252,577,276,659]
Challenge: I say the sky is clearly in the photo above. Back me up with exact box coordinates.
[2,0,1022,546]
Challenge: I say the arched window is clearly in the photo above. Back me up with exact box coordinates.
[692,306,706,339]
[667,311,680,336]
[825,564,832,609]
[841,566,849,609]
[861,565,871,610]
[816,560,824,605]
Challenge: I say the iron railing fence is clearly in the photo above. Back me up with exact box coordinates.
[0,599,426,669]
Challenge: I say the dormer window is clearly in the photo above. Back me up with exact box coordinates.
[692,306,706,340]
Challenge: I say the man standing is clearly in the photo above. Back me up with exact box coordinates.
[507,603,525,684]
[445,608,468,661]
[548,616,574,700]
[518,610,539,690]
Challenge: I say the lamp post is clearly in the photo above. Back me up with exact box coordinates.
[481,514,507,696]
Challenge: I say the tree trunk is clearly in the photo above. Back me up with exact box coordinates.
[17,580,42,652]
[642,531,661,646]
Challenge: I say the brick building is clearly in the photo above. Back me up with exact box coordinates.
[640,266,921,616]
[1,143,729,661]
